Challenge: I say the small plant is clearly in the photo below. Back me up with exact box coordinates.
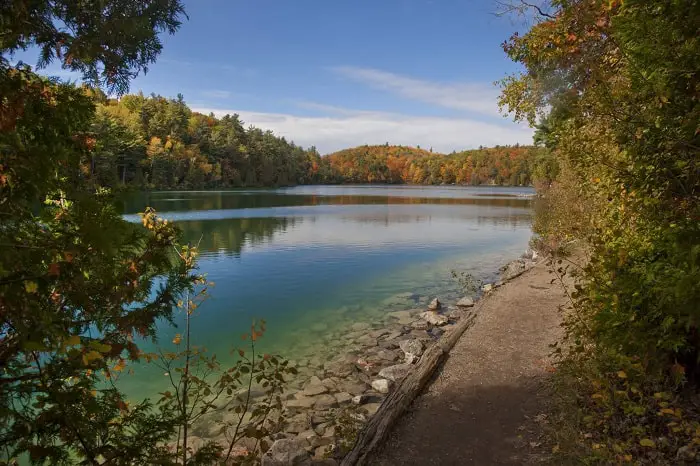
[146,243,296,465]
[325,405,367,458]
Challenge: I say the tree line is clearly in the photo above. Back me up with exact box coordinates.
[87,92,543,189]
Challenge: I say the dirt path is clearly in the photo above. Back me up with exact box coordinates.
[371,261,565,465]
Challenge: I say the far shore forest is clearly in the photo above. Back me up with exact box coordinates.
[1,0,698,465]
[89,92,542,189]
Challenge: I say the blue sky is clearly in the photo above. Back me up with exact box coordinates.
[14,0,534,154]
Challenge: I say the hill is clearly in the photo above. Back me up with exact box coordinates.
[322,144,540,186]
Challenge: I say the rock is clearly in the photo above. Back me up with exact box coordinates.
[334,392,353,405]
[336,380,368,396]
[482,283,493,292]
[313,394,339,410]
[362,403,382,416]
[325,360,355,378]
[303,377,329,396]
[387,310,412,320]
[311,459,337,466]
[399,339,424,361]
[297,429,318,441]
[427,298,441,311]
[287,396,316,410]
[286,414,312,433]
[371,378,391,394]
[410,319,430,330]
[313,445,336,461]
[369,328,390,339]
[456,296,474,308]
[500,259,532,281]
[262,438,311,466]
[522,248,539,261]
[383,330,403,341]
[378,363,413,382]
[376,349,400,362]
[419,311,449,326]
[428,327,445,339]
[352,394,370,405]
[321,425,336,438]
[351,322,370,331]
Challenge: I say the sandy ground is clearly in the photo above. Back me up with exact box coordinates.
[371,261,566,465]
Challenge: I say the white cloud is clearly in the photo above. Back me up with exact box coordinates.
[192,106,533,154]
[331,66,501,116]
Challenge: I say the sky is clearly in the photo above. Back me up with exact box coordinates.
[13,0,534,154]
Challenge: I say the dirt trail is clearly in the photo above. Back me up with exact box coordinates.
[371,261,565,465]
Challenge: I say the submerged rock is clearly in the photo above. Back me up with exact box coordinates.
[419,311,448,326]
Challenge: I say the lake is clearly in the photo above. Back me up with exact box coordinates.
[118,185,534,398]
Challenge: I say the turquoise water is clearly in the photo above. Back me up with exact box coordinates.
[117,185,534,398]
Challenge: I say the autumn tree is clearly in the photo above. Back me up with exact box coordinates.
[0,1,200,463]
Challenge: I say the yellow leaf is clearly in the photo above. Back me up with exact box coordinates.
[64,335,81,347]
[24,281,38,293]
[113,359,126,372]
[82,350,103,365]
[639,438,655,448]
[617,371,627,379]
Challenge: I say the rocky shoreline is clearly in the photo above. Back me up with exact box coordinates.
[195,251,539,465]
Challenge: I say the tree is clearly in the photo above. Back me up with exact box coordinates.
[499,0,700,461]
[0,1,193,463]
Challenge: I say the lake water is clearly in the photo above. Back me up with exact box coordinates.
[118,185,534,398]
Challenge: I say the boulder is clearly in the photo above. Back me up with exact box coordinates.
[286,414,312,434]
[303,377,329,396]
[313,394,339,410]
[456,297,474,308]
[378,363,413,382]
[419,311,449,326]
[262,438,312,466]
[336,379,368,396]
[376,349,400,362]
[334,392,353,405]
[427,298,441,311]
[371,378,391,394]
[399,339,424,360]
[287,396,316,410]
[324,360,355,378]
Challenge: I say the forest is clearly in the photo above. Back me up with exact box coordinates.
[87,92,541,189]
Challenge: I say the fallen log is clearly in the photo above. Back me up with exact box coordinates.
[340,310,478,466]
